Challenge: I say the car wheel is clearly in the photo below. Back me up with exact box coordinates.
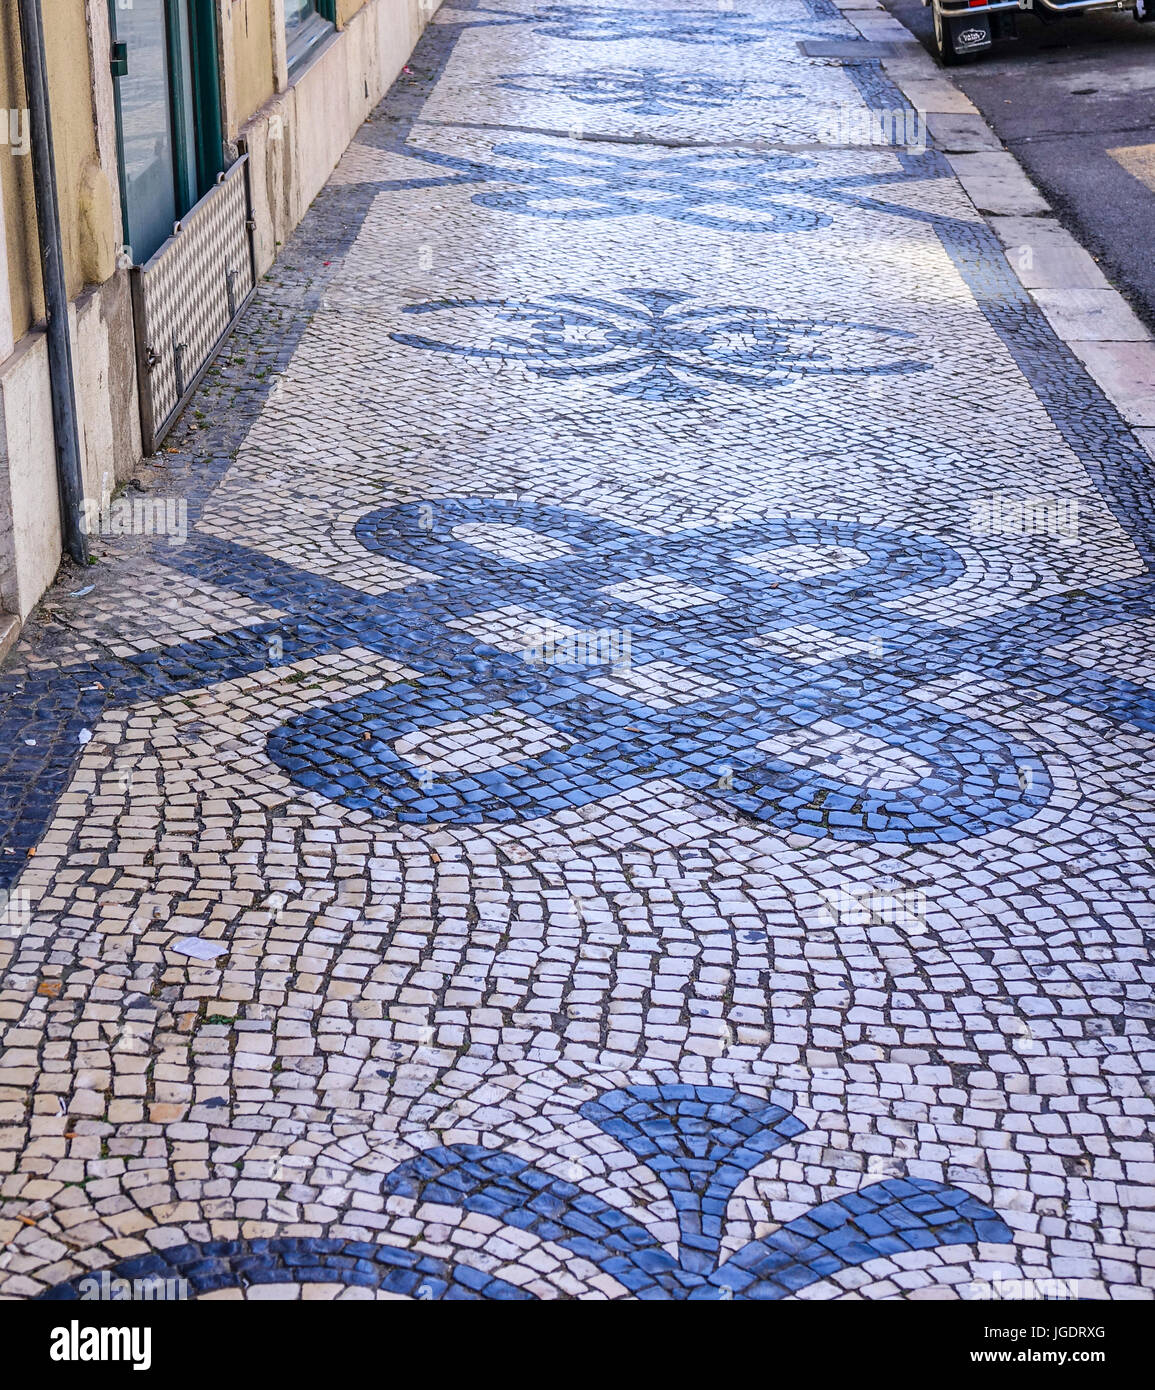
[932,2,961,64]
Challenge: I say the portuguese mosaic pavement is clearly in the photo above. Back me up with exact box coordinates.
[0,0,1153,1300]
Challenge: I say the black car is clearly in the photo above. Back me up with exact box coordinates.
[927,0,1154,64]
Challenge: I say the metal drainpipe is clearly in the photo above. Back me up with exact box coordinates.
[17,0,89,566]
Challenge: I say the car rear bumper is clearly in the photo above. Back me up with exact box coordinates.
[934,0,1126,14]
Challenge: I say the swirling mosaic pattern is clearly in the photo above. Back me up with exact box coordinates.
[267,499,1055,841]
[495,70,803,116]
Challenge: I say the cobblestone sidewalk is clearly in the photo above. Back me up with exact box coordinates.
[1,0,1153,1301]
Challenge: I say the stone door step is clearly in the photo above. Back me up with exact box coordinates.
[798,38,911,58]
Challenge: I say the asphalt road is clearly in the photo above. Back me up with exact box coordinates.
[881,1,1155,330]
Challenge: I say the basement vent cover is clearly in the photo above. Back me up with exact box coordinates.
[130,156,256,453]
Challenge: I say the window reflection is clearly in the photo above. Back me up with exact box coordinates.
[284,0,334,74]
[284,0,314,32]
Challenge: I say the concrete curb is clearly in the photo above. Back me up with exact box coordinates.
[832,0,1155,442]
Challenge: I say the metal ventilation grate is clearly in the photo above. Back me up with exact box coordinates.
[130,155,256,453]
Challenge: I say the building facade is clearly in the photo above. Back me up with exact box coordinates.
[0,0,439,651]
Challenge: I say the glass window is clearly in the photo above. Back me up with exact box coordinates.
[109,0,224,264]
[285,0,336,75]
[112,0,179,263]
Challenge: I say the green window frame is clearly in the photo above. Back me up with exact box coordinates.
[186,0,225,202]
[285,0,337,77]
[164,0,225,208]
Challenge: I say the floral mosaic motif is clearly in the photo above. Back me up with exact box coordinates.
[495,68,802,117]
[467,141,830,232]
[36,1086,1012,1300]
[391,290,929,400]
[378,1085,1014,1298]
